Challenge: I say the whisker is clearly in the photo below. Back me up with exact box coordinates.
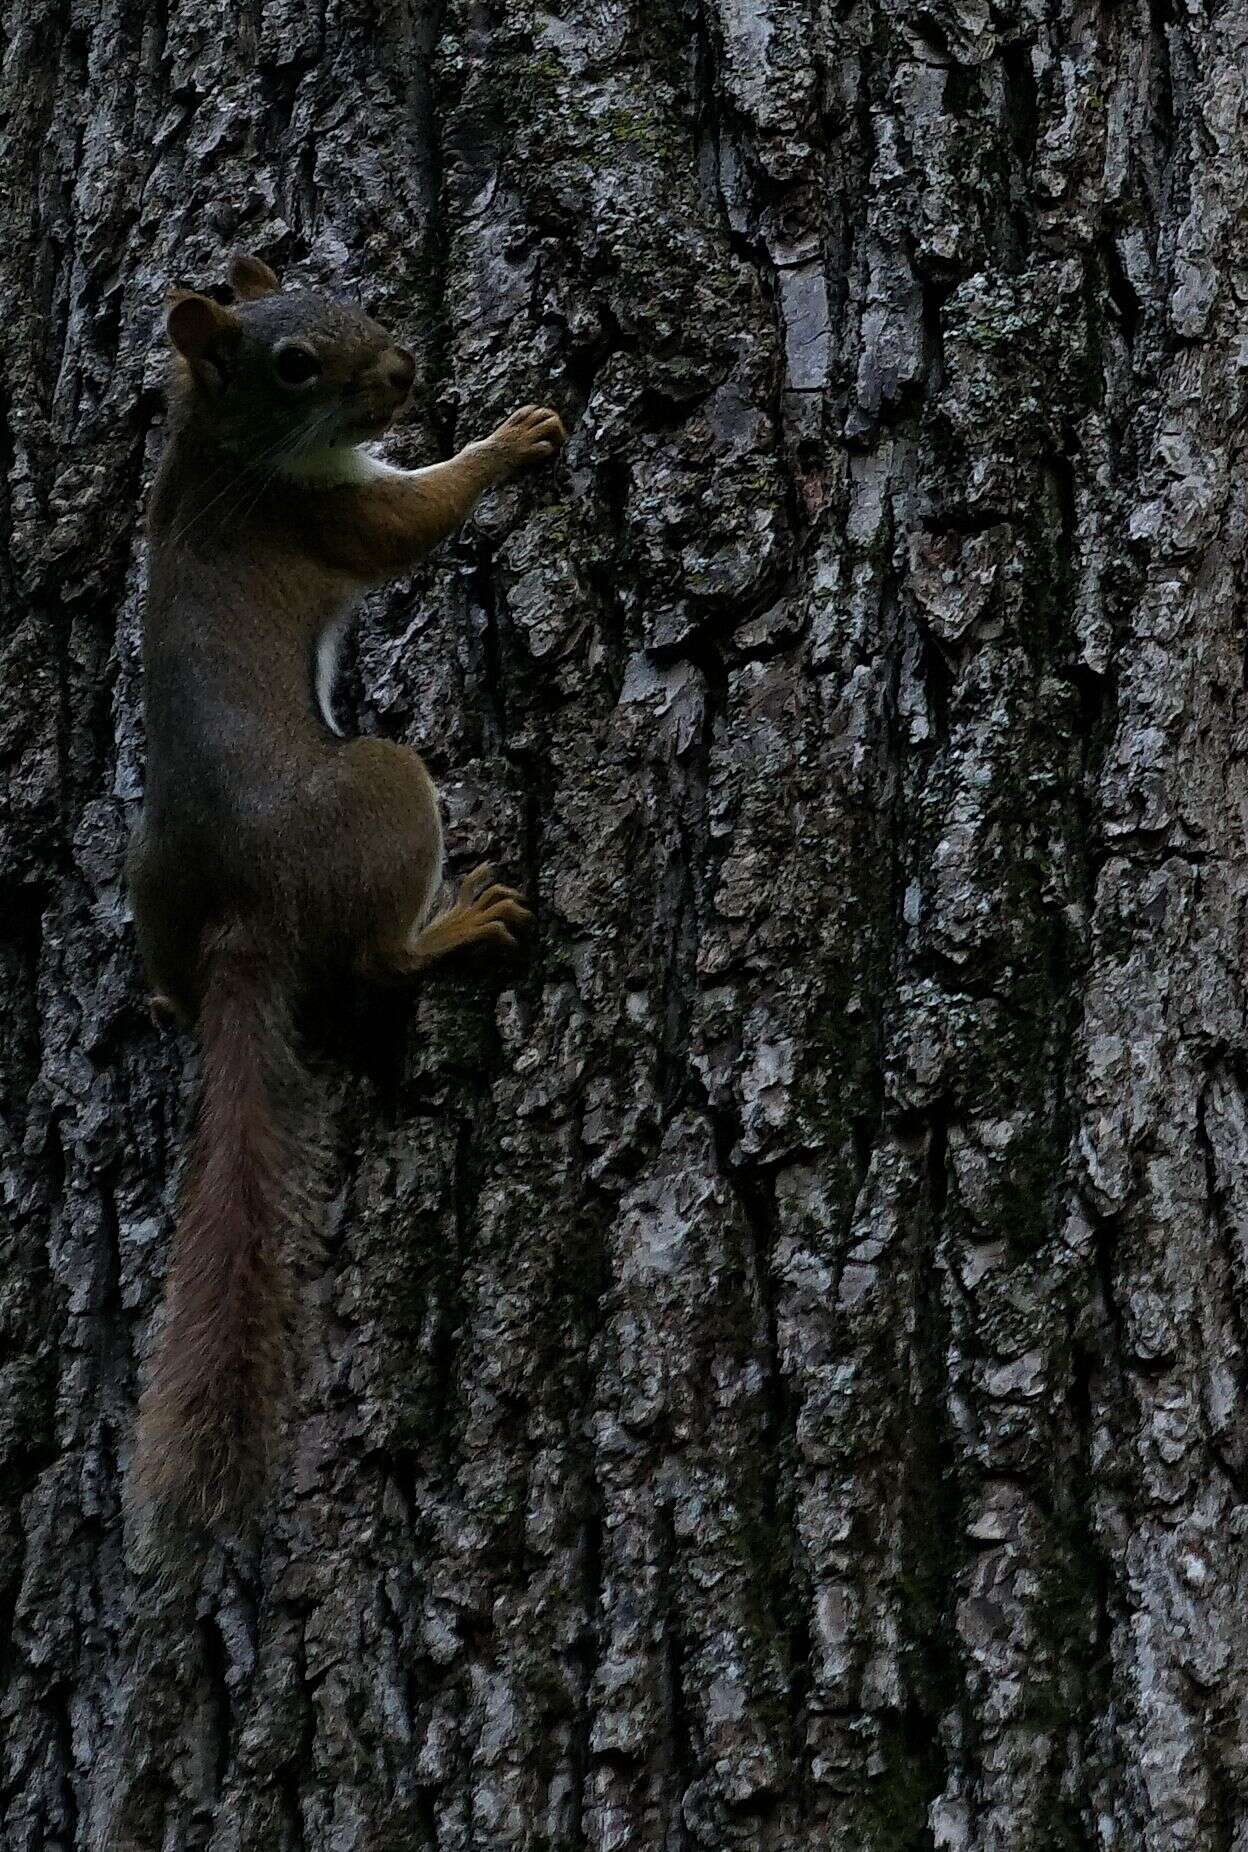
[164,398,351,552]
[165,416,330,551]
[222,406,344,534]
[165,435,293,551]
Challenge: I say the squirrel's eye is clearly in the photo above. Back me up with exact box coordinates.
[273,341,321,387]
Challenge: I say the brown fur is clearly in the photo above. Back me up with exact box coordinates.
[127,254,563,1547]
[131,923,308,1533]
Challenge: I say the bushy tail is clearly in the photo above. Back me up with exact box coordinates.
[131,923,314,1546]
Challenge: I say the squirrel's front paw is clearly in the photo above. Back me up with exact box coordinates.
[491,404,566,467]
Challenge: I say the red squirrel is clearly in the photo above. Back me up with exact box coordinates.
[126,253,565,1546]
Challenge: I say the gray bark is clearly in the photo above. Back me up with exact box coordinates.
[2,0,1246,1845]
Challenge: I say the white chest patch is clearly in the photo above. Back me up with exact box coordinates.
[315,617,349,735]
[280,443,405,486]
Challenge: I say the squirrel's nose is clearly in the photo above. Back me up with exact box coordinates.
[384,347,416,394]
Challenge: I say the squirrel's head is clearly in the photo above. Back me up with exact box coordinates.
[164,254,417,458]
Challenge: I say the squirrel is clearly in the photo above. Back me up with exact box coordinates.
[125,252,565,1549]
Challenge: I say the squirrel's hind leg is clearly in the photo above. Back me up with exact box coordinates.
[334,742,530,980]
[367,864,532,979]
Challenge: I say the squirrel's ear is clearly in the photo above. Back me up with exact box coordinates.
[229,253,280,301]
[166,292,240,390]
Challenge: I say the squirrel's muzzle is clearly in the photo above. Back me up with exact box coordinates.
[349,346,417,437]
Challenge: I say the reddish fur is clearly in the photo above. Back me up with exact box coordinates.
[131,925,311,1536]
[127,256,561,1544]
[283,445,509,580]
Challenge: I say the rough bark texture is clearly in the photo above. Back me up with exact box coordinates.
[2,0,1247,1845]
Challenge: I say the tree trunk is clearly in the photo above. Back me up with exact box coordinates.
[2,0,1245,1845]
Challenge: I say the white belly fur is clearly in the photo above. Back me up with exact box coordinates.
[316,616,349,735]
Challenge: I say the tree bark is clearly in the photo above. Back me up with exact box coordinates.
[2,0,1246,1845]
